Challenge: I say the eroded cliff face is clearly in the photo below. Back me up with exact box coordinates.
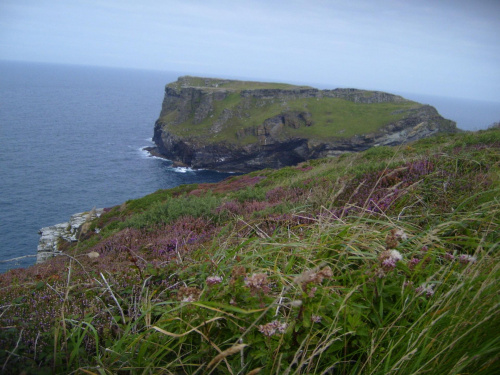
[152,76,458,172]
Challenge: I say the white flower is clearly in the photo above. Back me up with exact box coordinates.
[394,229,408,241]
[389,250,403,261]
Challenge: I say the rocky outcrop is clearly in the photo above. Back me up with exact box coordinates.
[37,208,103,264]
[152,76,459,172]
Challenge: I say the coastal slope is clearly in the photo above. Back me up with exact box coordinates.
[151,76,459,172]
[2,128,498,373]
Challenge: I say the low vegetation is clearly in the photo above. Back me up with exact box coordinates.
[161,76,426,146]
[1,128,499,374]
[172,96,420,144]
[167,76,313,91]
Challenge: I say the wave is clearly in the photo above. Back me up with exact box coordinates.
[139,147,199,173]
[139,146,171,161]
[172,166,195,173]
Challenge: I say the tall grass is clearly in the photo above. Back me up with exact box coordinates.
[0,129,498,374]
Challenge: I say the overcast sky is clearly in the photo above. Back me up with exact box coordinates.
[1,0,499,102]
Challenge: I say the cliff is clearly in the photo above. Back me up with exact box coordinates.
[37,208,103,263]
[151,76,459,172]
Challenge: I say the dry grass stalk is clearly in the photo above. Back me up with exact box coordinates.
[152,317,224,338]
[207,343,247,369]
[246,367,263,375]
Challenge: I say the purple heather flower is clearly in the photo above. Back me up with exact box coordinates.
[382,258,397,270]
[379,249,403,272]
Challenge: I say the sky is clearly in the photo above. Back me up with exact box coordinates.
[1,0,499,102]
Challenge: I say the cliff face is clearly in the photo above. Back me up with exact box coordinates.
[37,208,103,263]
[152,76,459,172]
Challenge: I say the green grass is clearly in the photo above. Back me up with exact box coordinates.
[161,76,423,145]
[0,128,498,374]
[167,76,313,91]
[284,98,418,139]
[166,96,419,144]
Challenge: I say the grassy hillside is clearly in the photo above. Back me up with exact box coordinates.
[1,128,499,374]
[167,95,420,144]
[160,76,426,145]
[167,76,313,91]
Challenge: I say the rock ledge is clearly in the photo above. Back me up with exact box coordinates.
[37,208,103,264]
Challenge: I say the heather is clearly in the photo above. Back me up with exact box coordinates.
[0,129,499,374]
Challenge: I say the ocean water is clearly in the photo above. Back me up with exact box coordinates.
[399,92,500,131]
[1,61,499,273]
[0,61,233,272]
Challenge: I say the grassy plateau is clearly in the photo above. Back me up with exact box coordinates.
[0,128,499,374]
[160,76,424,145]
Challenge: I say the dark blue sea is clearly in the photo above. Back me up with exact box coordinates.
[1,61,499,273]
[0,61,234,273]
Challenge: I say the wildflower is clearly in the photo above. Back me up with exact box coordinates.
[459,254,477,264]
[416,283,435,298]
[382,258,397,270]
[177,286,201,302]
[403,280,414,288]
[311,315,322,323]
[206,276,223,286]
[389,249,403,261]
[244,273,270,295]
[394,229,408,241]
[294,266,333,291]
[444,252,455,261]
[385,228,407,249]
[379,250,403,271]
[257,320,288,336]
[409,257,421,270]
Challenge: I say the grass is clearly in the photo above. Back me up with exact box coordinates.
[0,128,498,374]
[166,96,419,145]
[167,76,313,91]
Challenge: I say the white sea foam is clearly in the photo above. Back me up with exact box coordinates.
[139,146,171,161]
[172,166,195,173]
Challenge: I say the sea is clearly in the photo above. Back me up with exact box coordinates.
[1,61,499,273]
